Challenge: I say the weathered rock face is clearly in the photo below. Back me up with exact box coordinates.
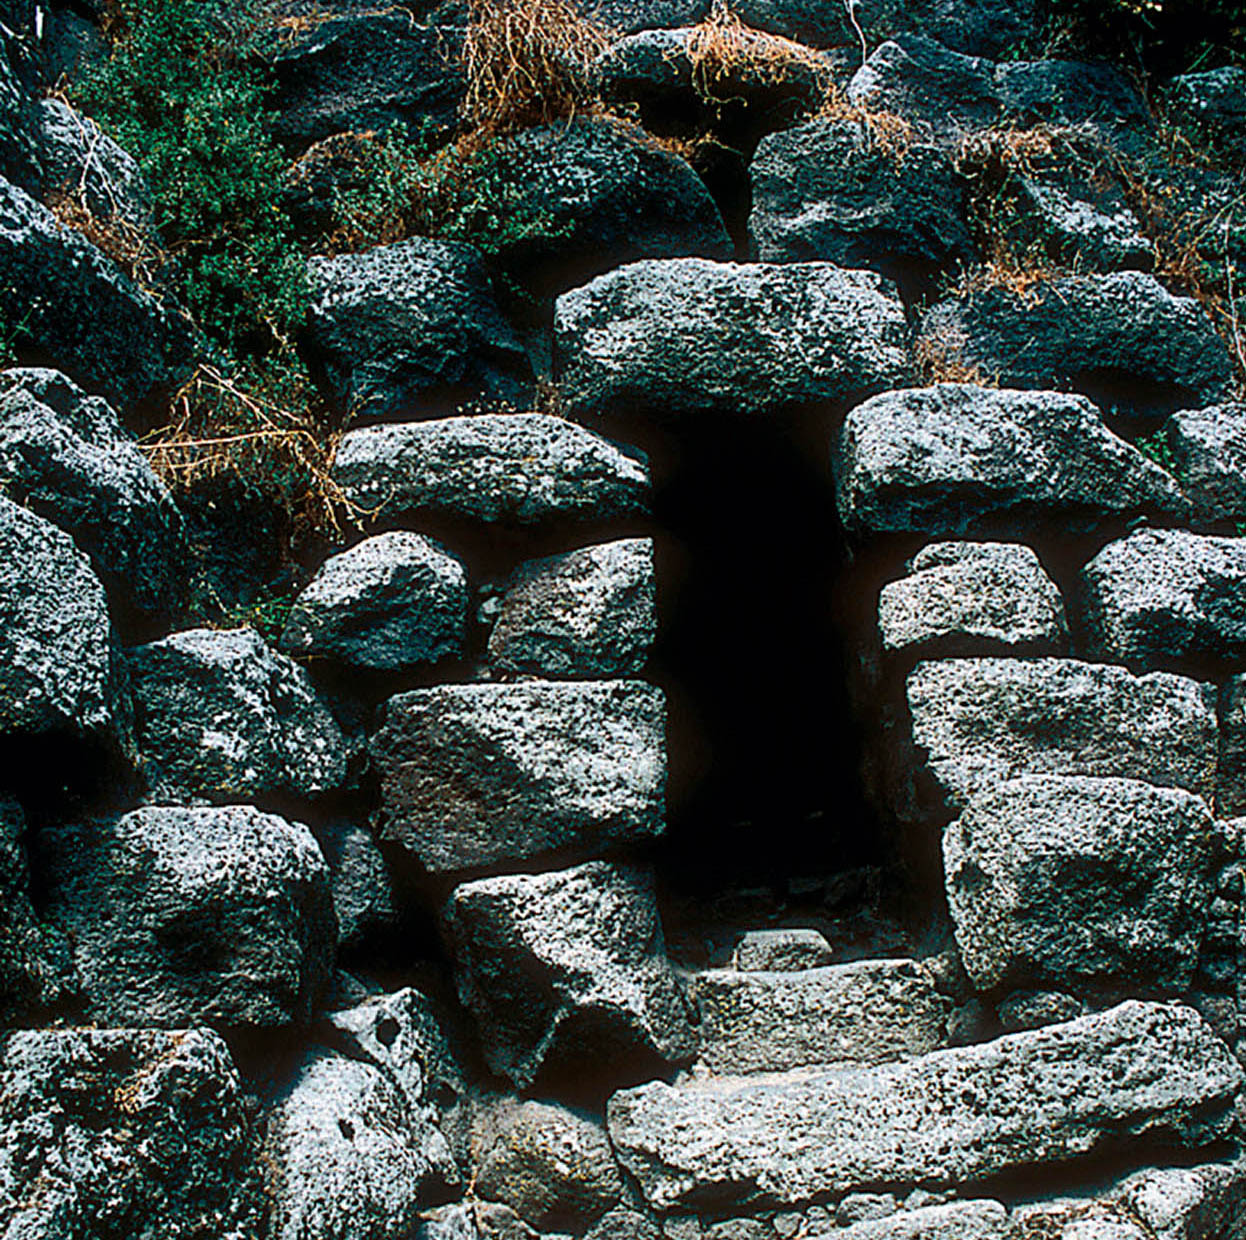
[333,413,650,525]
[371,680,665,875]
[687,958,947,1074]
[0,39,39,191]
[263,1050,458,1240]
[733,927,833,972]
[1214,675,1246,819]
[486,537,656,678]
[0,176,195,414]
[307,237,534,423]
[944,775,1215,995]
[1165,66,1246,157]
[314,818,398,949]
[474,1098,624,1230]
[0,493,129,749]
[918,273,1233,412]
[1080,529,1246,671]
[474,118,732,298]
[748,118,973,277]
[43,804,335,1028]
[267,11,464,151]
[1163,403,1246,524]
[126,626,348,803]
[0,367,186,620]
[905,658,1218,816]
[607,1001,1242,1212]
[281,531,468,671]
[834,385,1186,538]
[832,1201,1009,1240]
[445,861,696,1089]
[556,258,910,419]
[0,1026,265,1240]
[878,541,1067,658]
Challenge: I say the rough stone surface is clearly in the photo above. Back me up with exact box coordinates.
[834,385,1186,538]
[0,175,194,414]
[944,775,1215,995]
[0,367,186,619]
[1163,403,1246,524]
[733,928,833,972]
[878,541,1067,658]
[126,626,348,803]
[606,1001,1243,1212]
[334,413,650,525]
[1165,67,1246,157]
[487,537,656,678]
[997,990,1086,1032]
[1214,675,1246,819]
[688,958,947,1074]
[586,1206,662,1240]
[268,12,464,150]
[314,818,398,950]
[473,118,732,298]
[0,493,127,747]
[281,531,468,671]
[905,657,1218,815]
[0,1027,264,1240]
[1116,1155,1246,1240]
[43,804,335,1028]
[474,1098,625,1230]
[1080,529,1246,670]
[263,1050,458,1240]
[556,258,911,418]
[307,237,534,423]
[0,39,39,190]
[371,680,665,875]
[445,861,697,1089]
[918,272,1233,412]
[748,118,973,275]
[832,1201,1008,1239]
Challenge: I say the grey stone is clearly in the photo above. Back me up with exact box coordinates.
[588,0,710,33]
[475,1098,624,1230]
[0,367,187,619]
[996,990,1086,1032]
[944,775,1215,994]
[487,538,656,678]
[586,1207,662,1240]
[371,680,666,875]
[1116,1154,1246,1240]
[1080,529,1246,670]
[126,626,348,803]
[333,413,650,526]
[905,658,1218,818]
[688,958,947,1074]
[1008,1202,1149,1239]
[0,1026,264,1240]
[281,531,468,671]
[0,38,39,190]
[307,237,534,424]
[836,1193,898,1225]
[607,1001,1242,1212]
[470,118,732,300]
[268,12,464,151]
[314,818,398,949]
[0,175,195,414]
[445,860,696,1089]
[1163,403,1246,524]
[1215,675,1246,818]
[733,927,833,972]
[994,58,1149,132]
[918,272,1233,413]
[1165,67,1246,157]
[0,493,129,748]
[833,1201,1008,1238]
[878,541,1067,658]
[263,1050,458,1240]
[43,804,335,1028]
[748,118,973,275]
[556,258,910,419]
[834,385,1186,538]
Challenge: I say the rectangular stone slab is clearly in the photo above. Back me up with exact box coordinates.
[606,1001,1242,1213]
[688,958,947,1075]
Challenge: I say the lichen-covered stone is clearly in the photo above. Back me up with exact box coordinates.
[834,385,1185,538]
[607,1001,1242,1212]
[371,680,665,875]
[487,538,656,678]
[944,775,1215,994]
[281,531,468,671]
[126,626,348,803]
[556,258,910,419]
[445,861,696,1089]
[333,414,650,525]
[43,804,335,1028]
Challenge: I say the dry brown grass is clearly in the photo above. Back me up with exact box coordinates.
[461,0,610,136]
[815,82,915,161]
[914,324,998,386]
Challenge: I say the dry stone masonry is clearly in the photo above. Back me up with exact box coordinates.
[3,0,1246,1237]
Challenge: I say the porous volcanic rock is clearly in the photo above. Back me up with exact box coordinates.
[1162,402,1246,524]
